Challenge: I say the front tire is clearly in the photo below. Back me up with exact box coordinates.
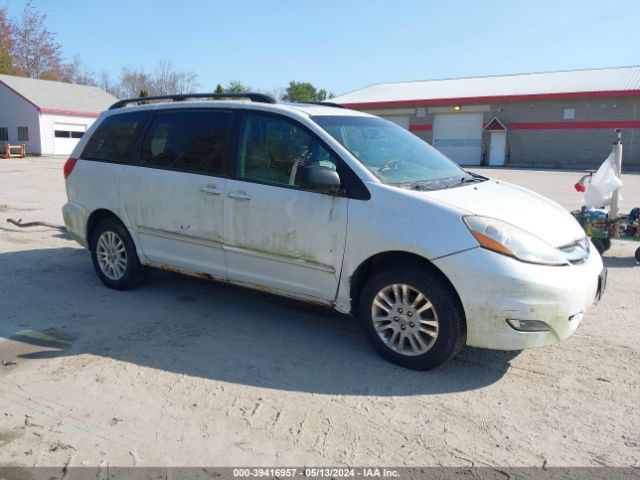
[90,218,146,290]
[592,238,605,255]
[358,264,466,370]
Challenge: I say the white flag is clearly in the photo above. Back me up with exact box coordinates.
[583,152,623,208]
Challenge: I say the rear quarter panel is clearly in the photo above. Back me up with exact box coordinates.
[65,111,139,247]
[65,160,127,244]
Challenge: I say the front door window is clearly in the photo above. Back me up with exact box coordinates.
[237,113,338,187]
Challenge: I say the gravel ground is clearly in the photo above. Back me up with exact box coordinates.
[0,156,639,468]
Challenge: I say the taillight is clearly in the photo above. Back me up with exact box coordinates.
[63,158,78,179]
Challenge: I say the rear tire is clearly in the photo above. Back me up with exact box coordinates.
[635,247,640,263]
[89,218,146,290]
[358,264,466,370]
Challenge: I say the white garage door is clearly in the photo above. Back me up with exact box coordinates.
[381,115,410,129]
[432,113,483,165]
[54,123,86,155]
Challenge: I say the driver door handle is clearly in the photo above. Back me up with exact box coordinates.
[199,185,222,195]
[227,192,251,201]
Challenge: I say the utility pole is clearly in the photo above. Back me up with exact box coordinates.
[609,129,623,221]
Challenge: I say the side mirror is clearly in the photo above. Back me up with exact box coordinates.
[298,165,342,191]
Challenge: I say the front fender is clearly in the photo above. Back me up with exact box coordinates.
[334,183,476,313]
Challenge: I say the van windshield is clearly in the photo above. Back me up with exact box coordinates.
[313,115,482,190]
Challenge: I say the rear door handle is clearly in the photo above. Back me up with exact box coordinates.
[227,192,251,201]
[199,185,222,195]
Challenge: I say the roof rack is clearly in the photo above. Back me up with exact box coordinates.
[109,92,277,110]
[298,101,346,109]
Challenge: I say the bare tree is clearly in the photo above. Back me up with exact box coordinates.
[98,71,119,96]
[59,55,96,85]
[11,1,64,79]
[259,87,284,101]
[113,61,198,98]
[117,66,152,98]
[151,60,198,95]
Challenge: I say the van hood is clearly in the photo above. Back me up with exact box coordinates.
[425,178,585,247]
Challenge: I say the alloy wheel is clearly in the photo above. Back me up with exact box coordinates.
[371,283,439,356]
[96,230,128,281]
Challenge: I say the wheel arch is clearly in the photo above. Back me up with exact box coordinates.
[86,208,147,290]
[86,209,123,244]
[349,251,466,322]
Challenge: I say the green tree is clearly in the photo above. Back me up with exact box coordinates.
[0,7,15,74]
[0,49,13,74]
[139,88,149,104]
[282,81,333,103]
[214,83,224,93]
[224,80,250,93]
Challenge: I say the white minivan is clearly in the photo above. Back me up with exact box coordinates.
[63,93,606,370]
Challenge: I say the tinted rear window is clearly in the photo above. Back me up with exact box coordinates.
[82,112,148,163]
[140,110,232,175]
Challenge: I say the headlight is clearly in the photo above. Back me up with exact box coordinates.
[463,216,568,266]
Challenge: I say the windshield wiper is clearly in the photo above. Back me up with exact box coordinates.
[466,171,489,180]
[459,177,482,184]
[442,176,485,189]
[395,175,484,191]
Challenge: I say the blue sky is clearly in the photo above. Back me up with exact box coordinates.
[3,0,640,95]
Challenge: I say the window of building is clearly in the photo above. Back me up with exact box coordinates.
[82,111,148,163]
[55,130,84,139]
[140,110,232,175]
[237,113,338,187]
[0,127,8,141]
[17,127,29,141]
[563,108,576,120]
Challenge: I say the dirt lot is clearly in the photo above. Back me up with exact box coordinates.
[1,157,639,468]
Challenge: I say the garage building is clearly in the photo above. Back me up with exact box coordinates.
[0,74,117,156]
[332,66,640,169]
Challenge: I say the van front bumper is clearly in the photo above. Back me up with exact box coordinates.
[62,201,89,247]
[432,246,603,350]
